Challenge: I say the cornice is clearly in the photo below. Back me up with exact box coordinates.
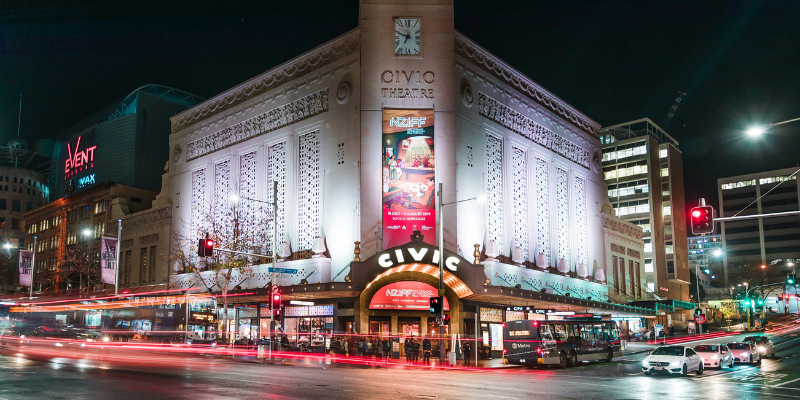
[454,30,600,138]
[170,28,361,134]
[121,204,172,231]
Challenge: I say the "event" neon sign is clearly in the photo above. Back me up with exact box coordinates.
[64,136,97,179]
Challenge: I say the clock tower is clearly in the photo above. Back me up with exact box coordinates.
[359,0,456,258]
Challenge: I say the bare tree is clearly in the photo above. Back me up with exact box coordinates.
[173,193,273,340]
[58,238,100,292]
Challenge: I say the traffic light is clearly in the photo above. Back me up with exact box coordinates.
[197,237,215,257]
[757,298,764,305]
[788,273,796,285]
[690,206,715,235]
[743,298,751,306]
[429,296,443,314]
[694,308,702,317]
[442,314,451,325]
[270,290,282,310]
[272,307,282,319]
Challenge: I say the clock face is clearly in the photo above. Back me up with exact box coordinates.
[394,18,421,56]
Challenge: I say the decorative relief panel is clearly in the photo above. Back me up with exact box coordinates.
[214,161,231,238]
[139,234,160,246]
[512,147,528,259]
[485,134,504,252]
[298,131,321,252]
[239,151,257,235]
[478,92,590,169]
[556,167,569,266]
[574,176,587,267]
[627,248,641,259]
[602,215,644,240]
[121,239,134,249]
[122,206,172,230]
[610,243,626,255]
[186,89,329,161]
[535,158,550,264]
[267,142,287,254]
[191,168,206,236]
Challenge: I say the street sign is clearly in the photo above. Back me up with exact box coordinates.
[695,314,706,324]
[268,267,298,274]
[435,315,443,325]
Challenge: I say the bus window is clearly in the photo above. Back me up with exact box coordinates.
[567,324,582,346]
[540,324,553,341]
[552,324,567,341]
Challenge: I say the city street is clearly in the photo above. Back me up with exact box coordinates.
[3,325,800,399]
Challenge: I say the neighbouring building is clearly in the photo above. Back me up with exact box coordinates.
[21,85,203,293]
[600,118,693,326]
[0,139,52,293]
[718,166,800,281]
[165,0,673,353]
[688,234,725,300]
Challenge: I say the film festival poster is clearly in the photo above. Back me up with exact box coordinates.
[18,250,33,287]
[382,109,436,248]
[101,237,118,285]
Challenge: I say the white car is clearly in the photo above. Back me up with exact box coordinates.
[694,344,734,369]
[744,336,776,358]
[728,342,761,365]
[642,346,704,376]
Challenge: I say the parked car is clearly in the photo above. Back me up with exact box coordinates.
[727,342,761,365]
[642,346,704,376]
[693,344,734,369]
[743,336,776,358]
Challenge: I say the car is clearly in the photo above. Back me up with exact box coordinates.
[642,346,704,376]
[693,344,734,369]
[727,342,761,365]
[743,336,776,358]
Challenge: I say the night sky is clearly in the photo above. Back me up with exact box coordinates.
[2,0,799,216]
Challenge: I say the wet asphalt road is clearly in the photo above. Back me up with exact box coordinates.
[3,327,800,399]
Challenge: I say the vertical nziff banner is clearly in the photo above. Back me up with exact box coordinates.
[101,237,117,285]
[18,250,33,287]
[382,109,436,248]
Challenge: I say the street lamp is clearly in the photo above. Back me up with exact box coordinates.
[713,249,722,257]
[746,116,800,138]
[2,243,11,250]
[436,183,483,365]
[82,228,92,237]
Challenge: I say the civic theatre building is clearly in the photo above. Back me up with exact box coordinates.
[169,0,671,352]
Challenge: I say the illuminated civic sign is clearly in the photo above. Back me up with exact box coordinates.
[369,281,450,310]
[376,245,461,271]
[64,136,97,179]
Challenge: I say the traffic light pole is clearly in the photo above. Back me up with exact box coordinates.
[438,183,445,365]
[270,180,277,361]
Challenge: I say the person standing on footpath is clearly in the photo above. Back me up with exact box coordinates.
[422,335,432,363]
[462,340,472,367]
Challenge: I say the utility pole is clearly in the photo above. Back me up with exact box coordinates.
[437,183,445,365]
[269,180,277,360]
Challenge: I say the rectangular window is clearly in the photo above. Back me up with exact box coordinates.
[12,200,20,212]
[26,201,33,211]
[0,199,6,210]
[660,168,669,177]
[149,246,157,283]
[124,250,132,285]
[612,256,619,295]
[11,219,19,229]
[644,262,653,273]
[139,248,148,284]
[620,258,626,294]
[0,218,5,229]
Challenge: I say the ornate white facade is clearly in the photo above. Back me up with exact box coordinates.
[166,0,617,294]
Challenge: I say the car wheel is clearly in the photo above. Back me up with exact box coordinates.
[559,352,568,368]
[681,365,688,376]
[604,348,613,362]
[644,371,651,375]
[568,351,578,367]
[697,363,704,376]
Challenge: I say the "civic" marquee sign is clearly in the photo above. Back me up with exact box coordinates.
[376,245,461,271]
[64,136,97,179]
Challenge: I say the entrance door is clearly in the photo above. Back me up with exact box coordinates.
[428,320,450,358]
[399,318,421,358]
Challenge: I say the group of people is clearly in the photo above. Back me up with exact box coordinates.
[402,337,432,363]
[356,337,391,362]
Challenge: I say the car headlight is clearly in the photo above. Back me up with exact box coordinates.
[669,361,681,367]
[80,343,86,347]
[103,337,110,342]
[55,342,63,347]
[642,360,649,366]
[711,355,718,359]
[741,352,748,357]
[758,346,766,353]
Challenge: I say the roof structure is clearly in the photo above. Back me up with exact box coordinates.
[106,85,205,121]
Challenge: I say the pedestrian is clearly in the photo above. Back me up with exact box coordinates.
[423,336,432,363]
[384,339,391,362]
[649,327,654,342]
[404,338,411,363]
[668,324,675,337]
[462,340,472,367]
[411,339,419,363]
[357,338,365,357]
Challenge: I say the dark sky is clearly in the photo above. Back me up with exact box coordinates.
[2,0,799,216]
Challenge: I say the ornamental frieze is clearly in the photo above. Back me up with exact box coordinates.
[602,216,644,240]
[627,248,641,259]
[122,205,172,230]
[186,88,329,161]
[478,92,590,169]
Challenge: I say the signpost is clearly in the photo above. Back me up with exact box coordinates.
[268,267,298,274]
[695,314,706,325]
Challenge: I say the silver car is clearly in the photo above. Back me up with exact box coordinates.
[728,342,762,365]
[694,344,734,369]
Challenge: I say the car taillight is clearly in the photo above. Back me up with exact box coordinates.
[536,347,543,354]
[503,349,507,354]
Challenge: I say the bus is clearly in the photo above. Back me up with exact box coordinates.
[503,317,622,368]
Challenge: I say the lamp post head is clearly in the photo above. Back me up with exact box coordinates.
[229,194,240,203]
[713,249,722,257]
[2,243,11,249]
[746,126,765,137]
[82,229,92,236]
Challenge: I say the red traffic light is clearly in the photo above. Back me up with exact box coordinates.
[272,293,281,302]
[690,206,715,235]
[197,237,215,257]
[691,210,702,218]
[205,239,214,249]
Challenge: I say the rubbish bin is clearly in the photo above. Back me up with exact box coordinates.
[448,351,457,366]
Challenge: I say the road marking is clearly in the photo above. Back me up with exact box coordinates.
[774,377,800,388]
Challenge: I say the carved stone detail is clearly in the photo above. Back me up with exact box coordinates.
[336,82,351,104]
[455,31,600,137]
[121,239,134,249]
[462,85,473,107]
[479,92,590,169]
[122,206,172,230]
[602,214,644,240]
[610,243,626,255]
[186,89,329,161]
[139,233,160,246]
[171,30,359,133]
